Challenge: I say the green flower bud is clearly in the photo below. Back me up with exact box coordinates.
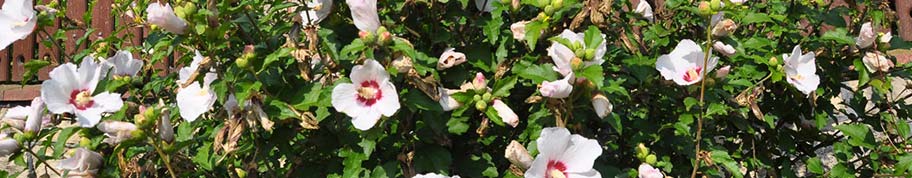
[697,1,714,16]
[482,93,492,102]
[544,5,555,15]
[551,0,563,9]
[584,48,595,61]
[537,0,550,7]
[645,154,658,165]
[710,0,722,10]
[21,132,35,141]
[574,48,586,59]
[475,101,488,111]
[474,94,483,101]
[79,138,91,148]
[768,56,779,66]
[131,130,147,140]
[636,143,649,159]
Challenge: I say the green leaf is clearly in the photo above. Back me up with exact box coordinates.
[21,60,51,85]
[192,143,213,170]
[485,105,505,126]
[710,150,744,178]
[741,13,773,24]
[53,127,78,157]
[821,28,856,46]
[896,154,912,175]
[483,17,503,45]
[835,123,876,148]
[583,26,604,51]
[576,65,604,88]
[492,76,518,97]
[853,59,870,87]
[447,117,470,135]
[413,145,452,173]
[683,97,699,111]
[259,48,293,73]
[513,61,558,83]
[525,20,547,49]
[806,157,824,174]
[341,39,367,58]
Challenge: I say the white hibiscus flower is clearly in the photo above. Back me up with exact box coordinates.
[301,0,333,25]
[41,58,124,127]
[0,0,37,50]
[146,2,188,34]
[634,0,654,22]
[58,148,103,177]
[525,127,602,178]
[413,173,461,178]
[176,72,218,122]
[346,0,380,32]
[655,39,719,86]
[104,50,144,77]
[783,45,820,95]
[856,22,875,49]
[331,59,400,130]
[547,29,607,77]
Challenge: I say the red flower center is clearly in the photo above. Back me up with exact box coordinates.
[546,160,568,178]
[356,81,382,106]
[69,90,94,110]
[683,66,703,82]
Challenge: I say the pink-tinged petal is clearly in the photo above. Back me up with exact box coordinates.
[376,82,400,117]
[559,135,602,173]
[536,127,571,160]
[525,154,549,178]
[438,87,462,111]
[351,109,382,130]
[567,169,602,178]
[856,22,875,49]
[492,100,519,127]
[91,92,124,112]
[58,148,103,174]
[547,32,577,76]
[105,50,143,76]
[0,138,19,156]
[510,21,529,40]
[24,97,45,132]
[350,59,388,84]
[540,75,574,99]
[176,83,214,122]
[74,107,105,127]
[346,0,380,32]
[638,164,664,178]
[41,80,75,114]
[332,83,365,118]
[146,3,188,34]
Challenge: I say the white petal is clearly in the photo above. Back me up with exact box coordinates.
[301,0,333,25]
[24,97,45,132]
[638,164,664,178]
[474,0,495,12]
[346,0,380,32]
[438,87,462,111]
[0,138,18,156]
[74,108,105,127]
[2,106,29,120]
[567,169,602,178]
[525,154,549,178]
[635,1,654,22]
[592,94,612,118]
[331,84,365,118]
[77,57,104,91]
[146,3,188,34]
[203,72,218,86]
[536,127,571,160]
[493,100,519,127]
[47,63,80,92]
[91,92,124,112]
[41,80,75,114]
[376,82,400,117]
[351,109,381,130]
[856,22,875,49]
[559,135,602,173]
[176,83,214,122]
[547,41,576,76]
[539,75,574,99]
[350,59,389,84]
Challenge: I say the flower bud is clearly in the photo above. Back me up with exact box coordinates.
[377,27,392,46]
[570,57,584,71]
[636,143,649,159]
[645,154,657,165]
[768,56,779,66]
[540,75,574,98]
[592,93,612,118]
[712,19,738,37]
[472,72,488,92]
[0,138,19,157]
[510,21,530,41]
[492,100,519,127]
[584,48,595,60]
[715,65,731,79]
[147,2,189,34]
[698,1,714,16]
[482,93,493,102]
[97,120,139,144]
[551,0,563,9]
[474,94,483,101]
[437,48,467,70]
[537,0,550,7]
[544,5,555,15]
[475,101,488,111]
[712,41,736,56]
[504,140,533,169]
[710,0,722,10]
[159,109,175,143]
[359,31,376,44]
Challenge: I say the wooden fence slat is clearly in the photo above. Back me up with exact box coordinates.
[0,48,9,82]
[34,0,58,80]
[10,34,36,81]
[64,0,87,60]
[91,0,114,42]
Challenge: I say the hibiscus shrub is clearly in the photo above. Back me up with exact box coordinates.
[2,0,912,177]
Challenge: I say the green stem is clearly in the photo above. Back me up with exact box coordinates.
[151,140,178,178]
[690,15,715,178]
[24,146,61,176]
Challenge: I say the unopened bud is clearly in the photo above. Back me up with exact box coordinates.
[698,1,714,16]
[504,140,533,170]
[475,101,488,111]
[377,27,392,46]
[544,5,555,15]
[710,0,722,10]
[482,93,493,102]
[645,154,658,165]
[472,72,488,92]
[712,19,738,37]
[584,48,595,60]
[570,57,584,71]
[551,0,564,9]
[359,31,376,44]
[537,0,550,7]
[769,56,779,66]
